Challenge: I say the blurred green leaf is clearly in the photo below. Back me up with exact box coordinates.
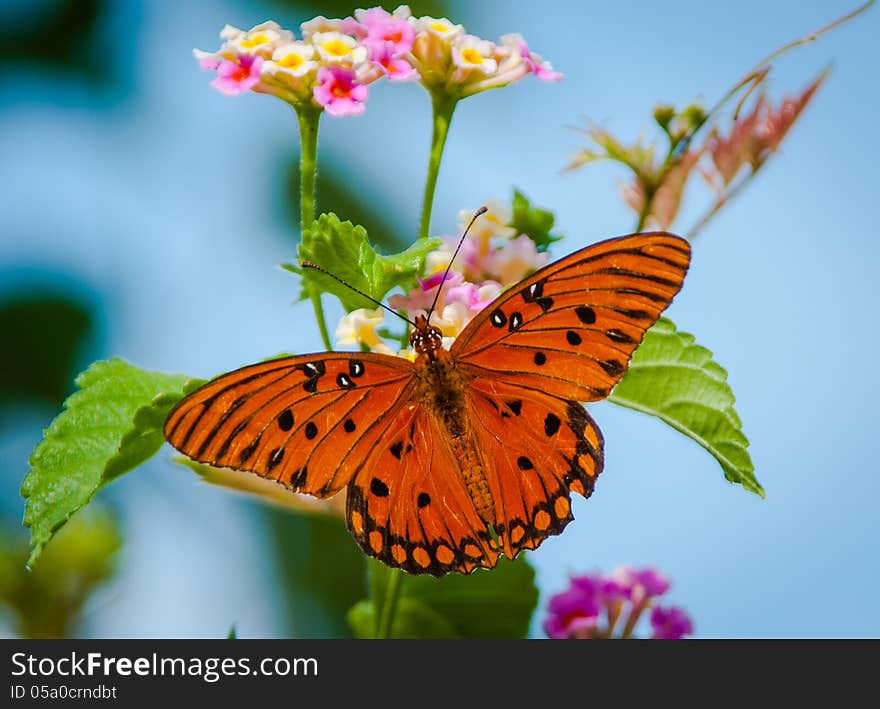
[609,317,762,496]
[289,212,440,312]
[0,293,93,408]
[510,189,563,252]
[0,0,115,87]
[0,509,120,638]
[21,358,198,565]
[348,597,458,639]
[354,556,539,638]
[265,508,366,638]
[264,1,451,24]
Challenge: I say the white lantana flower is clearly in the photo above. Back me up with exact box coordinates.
[335,308,395,355]
[451,35,498,75]
[312,31,369,66]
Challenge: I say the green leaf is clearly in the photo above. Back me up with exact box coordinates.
[291,212,440,312]
[609,317,762,496]
[348,598,459,639]
[21,358,198,565]
[510,189,563,252]
[354,556,539,638]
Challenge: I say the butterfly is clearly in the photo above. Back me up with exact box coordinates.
[164,230,690,576]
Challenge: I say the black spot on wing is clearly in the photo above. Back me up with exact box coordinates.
[544,413,561,437]
[600,359,625,377]
[575,306,596,324]
[277,409,294,431]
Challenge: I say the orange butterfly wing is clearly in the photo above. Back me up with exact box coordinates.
[164,353,415,497]
[451,232,691,401]
[345,404,501,576]
[448,232,690,558]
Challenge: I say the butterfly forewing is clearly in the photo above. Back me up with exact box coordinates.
[164,353,415,497]
[451,233,691,401]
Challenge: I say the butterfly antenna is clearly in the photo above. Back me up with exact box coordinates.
[300,261,417,327]
[426,206,488,322]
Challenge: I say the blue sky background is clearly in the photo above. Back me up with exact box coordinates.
[1,0,877,637]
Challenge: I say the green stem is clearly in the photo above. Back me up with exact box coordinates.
[418,93,457,241]
[296,106,333,351]
[297,106,320,230]
[376,568,403,638]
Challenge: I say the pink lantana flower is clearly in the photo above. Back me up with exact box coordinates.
[483,234,549,284]
[314,66,368,116]
[388,271,465,315]
[357,6,415,54]
[501,34,562,81]
[210,55,264,96]
[370,41,419,81]
[545,566,692,639]
[650,605,694,640]
[407,15,559,100]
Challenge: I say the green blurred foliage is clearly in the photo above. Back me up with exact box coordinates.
[264,508,366,638]
[0,510,121,638]
[0,293,93,409]
[0,0,115,87]
[264,1,451,23]
[351,557,539,638]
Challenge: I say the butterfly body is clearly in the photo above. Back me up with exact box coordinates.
[165,233,690,576]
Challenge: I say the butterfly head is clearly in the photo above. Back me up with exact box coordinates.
[410,314,444,358]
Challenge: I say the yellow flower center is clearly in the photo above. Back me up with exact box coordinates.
[461,47,483,66]
[240,33,269,48]
[429,22,450,33]
[278,52,304,69]
[322,39,351,57]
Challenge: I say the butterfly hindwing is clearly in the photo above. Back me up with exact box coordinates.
[346,404,501,576]
[467,378,604,559]
[164,353,415,497]
[451,233,690,401]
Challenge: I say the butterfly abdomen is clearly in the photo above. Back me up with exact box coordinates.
[415,352,496,523]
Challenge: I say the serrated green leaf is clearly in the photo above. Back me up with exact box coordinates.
[291,212,441,312]
[21,359,198,565]
[609,317,762,496]
[354,556,538,638]
[510,189,563,252]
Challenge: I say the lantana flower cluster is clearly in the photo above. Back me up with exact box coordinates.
[335,200,548,356]
[194,6,560,116]
[544,566,694,640]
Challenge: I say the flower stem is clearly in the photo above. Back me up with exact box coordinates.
[297,106,320,230]
[621,601,648,639]
[376,568,404,638]
[418,93,457,241]
[296,105,333,351]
